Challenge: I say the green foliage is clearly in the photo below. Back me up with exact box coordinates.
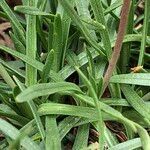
[0,0,150,150]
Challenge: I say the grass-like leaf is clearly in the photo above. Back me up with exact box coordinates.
[0,118,40,150]
[121,85,150,122]
[0,1,149,149]
[58,0,106,56]
[14,6,55,17]
[72,123,90,150]
[16,82,82,103]
[110,73,150,86]
[110,138,141,150]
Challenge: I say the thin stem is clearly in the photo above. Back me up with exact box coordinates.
[103,0,131,92]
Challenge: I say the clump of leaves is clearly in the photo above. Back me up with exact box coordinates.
[0,0,150,150]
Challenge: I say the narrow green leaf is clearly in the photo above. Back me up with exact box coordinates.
[14,6,55,17]
[66,51,80,67]
[75,0,97,40]
[38,103,99,119]
[13,76,45,140]
[0,45,63,82]
[25,0,37,86]
[90,0,112,58]
[58,116,80,140]
[0,104,29,125]
[105,128,119,147]
[104,0,123,15]
[73,93,136,131]
[0,118,40,150]
[74,67,105,149]
[75,93,150,149]
[11,23,26,45]
[0,59,25,78]
[110,138,141,150]
[45,116,61,150]
[0,63,16,89]
[41,49,54,83]
[138,0,150,65]
[101,98,130,107]
[73,124,90,150]
[81,19,105,31]
[112,34,150,47]
[58,0,106,56]
[57,0,74,67]
[44,21,60,147]
[9,31,25,53]
[121,85,150,122]
[86,47,95,78]
[16,82,82,103]
[52,14,63,72]
[110,73,150,86]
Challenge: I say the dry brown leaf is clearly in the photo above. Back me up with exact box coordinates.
[0,22,11,31]
[131,66,143,73]
[0,22,14,48]
[0,31,14,48]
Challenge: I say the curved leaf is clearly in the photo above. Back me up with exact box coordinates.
[110,138,141,150]
[16,82,82,103]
